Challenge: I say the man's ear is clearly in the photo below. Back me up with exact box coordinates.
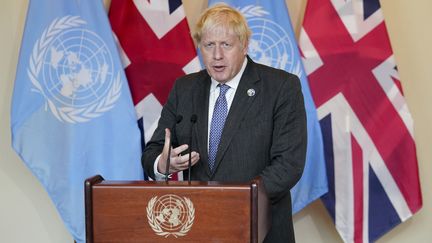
[243,41,249,55]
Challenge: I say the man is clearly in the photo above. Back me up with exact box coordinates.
[142,4,307,242]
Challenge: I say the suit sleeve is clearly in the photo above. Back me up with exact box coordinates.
[261,74,307,203]
[141,81,179,180]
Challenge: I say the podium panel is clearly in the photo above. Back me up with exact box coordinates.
[85,175,270,243]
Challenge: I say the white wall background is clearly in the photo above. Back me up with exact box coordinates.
[1,0,431,242]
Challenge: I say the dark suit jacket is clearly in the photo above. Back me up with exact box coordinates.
[142,57,307,243]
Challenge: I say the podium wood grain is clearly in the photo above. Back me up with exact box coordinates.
[85,176,270,243]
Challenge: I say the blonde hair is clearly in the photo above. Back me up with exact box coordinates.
[193,3,251,47]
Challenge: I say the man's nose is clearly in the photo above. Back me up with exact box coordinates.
[213,45,223,60]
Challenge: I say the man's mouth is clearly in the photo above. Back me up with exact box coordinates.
[213,65,225,72]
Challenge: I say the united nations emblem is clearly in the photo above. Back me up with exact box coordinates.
[28,16,121,123]
[146,194,195,238]
[240,5,303,78]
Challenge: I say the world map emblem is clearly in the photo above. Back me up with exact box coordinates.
[240,5,303,77]
[147,194,195,238]
[28,16,122,123]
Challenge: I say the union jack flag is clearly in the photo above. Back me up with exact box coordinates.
[109,0,201,179]
[299,0,423,242]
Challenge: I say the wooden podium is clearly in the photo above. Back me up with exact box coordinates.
[85,175,270,243]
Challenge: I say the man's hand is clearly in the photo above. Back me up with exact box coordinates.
[157,128,200,174]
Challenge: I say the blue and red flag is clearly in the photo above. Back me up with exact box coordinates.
[109,0,200,180]
[299,0,423,242]
[211,0,328,214]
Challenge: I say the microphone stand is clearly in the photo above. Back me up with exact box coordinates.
[188,114,197,183]
[165,137,172,182]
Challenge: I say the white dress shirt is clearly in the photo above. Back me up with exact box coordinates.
[153,58,248,180]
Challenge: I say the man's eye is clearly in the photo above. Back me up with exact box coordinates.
[222,43,232,49]
[204,43,214,48]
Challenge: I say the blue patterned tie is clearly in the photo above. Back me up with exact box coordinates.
[208,84,230,171]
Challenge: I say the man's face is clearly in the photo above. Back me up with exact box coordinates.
[200,26,247,83]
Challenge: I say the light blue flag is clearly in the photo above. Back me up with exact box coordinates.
[209,0,328,213]
[11,0,143,242]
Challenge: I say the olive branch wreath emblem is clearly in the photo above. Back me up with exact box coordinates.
[28,15,122,123]
[239,5,303,79]
[146,195,195,238]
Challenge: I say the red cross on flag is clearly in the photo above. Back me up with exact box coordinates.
[109,0,201,180]
[299,0,422,242]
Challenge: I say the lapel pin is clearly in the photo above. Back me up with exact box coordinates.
[247,88,255,97]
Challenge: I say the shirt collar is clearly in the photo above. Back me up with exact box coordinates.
[210,58,248,92]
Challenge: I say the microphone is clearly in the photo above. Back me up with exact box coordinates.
[188,114,198,183]
[165,115,183,182]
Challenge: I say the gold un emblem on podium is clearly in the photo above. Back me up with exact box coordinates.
[146,194,195,238]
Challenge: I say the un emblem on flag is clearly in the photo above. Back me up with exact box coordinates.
[240,5,302,76]
[28,16,122,123]
[146,194,195,238]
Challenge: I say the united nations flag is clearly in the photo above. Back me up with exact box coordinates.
[11,1,143,242]
[209,0,328,214]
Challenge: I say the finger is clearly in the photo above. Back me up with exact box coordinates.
[162,128,171,157]
[191,152,200,165]
[170,156,187,171]
[157,129,171,174]
[188,152,199,161]
[178,154,194,169]
[171,144,189,157]
[178,153,191,164]
[173,152,199,170]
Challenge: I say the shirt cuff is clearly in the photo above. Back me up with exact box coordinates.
[153,154,171,181]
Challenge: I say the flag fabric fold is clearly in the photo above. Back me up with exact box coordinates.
[299,0,422,242]
[210,0,328,214]
[109,0,201,158]
[11,0,143,242]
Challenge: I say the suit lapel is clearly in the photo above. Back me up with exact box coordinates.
[212,58,261,174]
[192,73,212,176]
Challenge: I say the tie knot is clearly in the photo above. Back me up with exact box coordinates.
[218,84,230,96]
